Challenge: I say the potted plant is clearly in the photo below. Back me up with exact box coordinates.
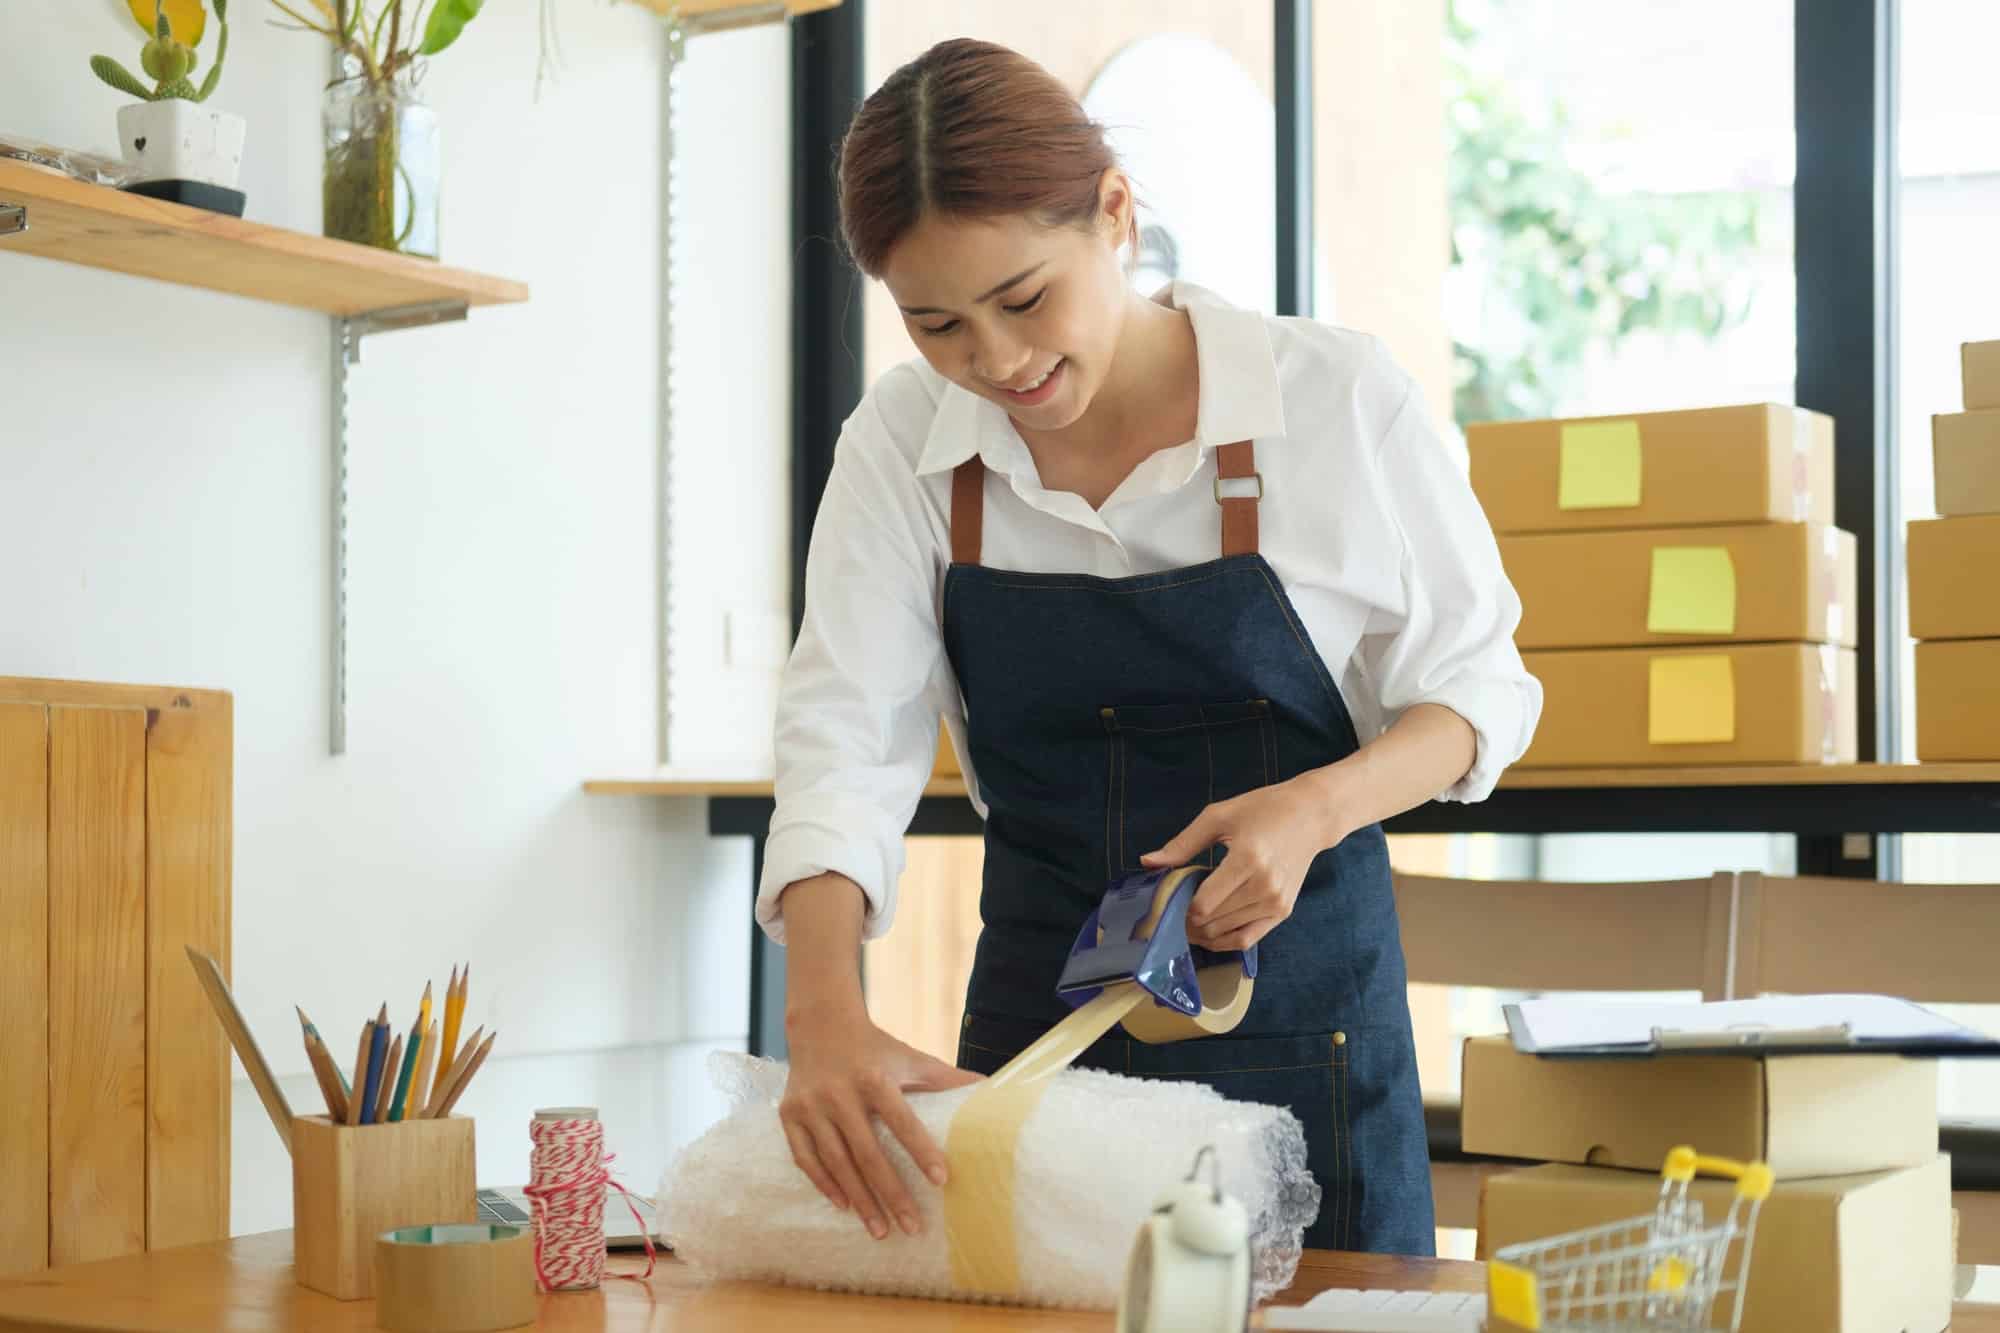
[91,0,245,214]
[267,0,485,258]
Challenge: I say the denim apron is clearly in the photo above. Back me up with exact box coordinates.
[939,440,1435,1255]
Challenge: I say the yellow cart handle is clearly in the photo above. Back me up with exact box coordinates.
[1662,1144,1774,1201]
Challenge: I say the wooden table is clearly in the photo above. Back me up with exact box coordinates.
[1,1232,1996,1331]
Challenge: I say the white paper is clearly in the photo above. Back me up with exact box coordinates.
[1510,993,1984,1052]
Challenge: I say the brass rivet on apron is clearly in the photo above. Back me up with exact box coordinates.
[1333,1031,1347,1047]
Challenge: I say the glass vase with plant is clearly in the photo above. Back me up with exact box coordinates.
[266,0,484,257]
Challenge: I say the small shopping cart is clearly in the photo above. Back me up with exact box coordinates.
[1485,1145,1773,1331]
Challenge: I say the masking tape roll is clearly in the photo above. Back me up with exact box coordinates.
[943,866,1256,1297]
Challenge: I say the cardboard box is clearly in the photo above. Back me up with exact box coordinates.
[1932,409,2000,516]
[1459,1037,1938,1178]
[1966,340,2000,411]
[1916,639,2000,761]
[1500,523,1855,650]
[1478,1158,1953,1333]
[1908,514,2000,639]
[1520,643,1857,768]
[1467,404,1835,535]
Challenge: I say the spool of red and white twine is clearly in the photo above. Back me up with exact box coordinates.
[525,1107,655,1290]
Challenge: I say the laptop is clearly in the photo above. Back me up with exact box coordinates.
[474,1185,663,1252]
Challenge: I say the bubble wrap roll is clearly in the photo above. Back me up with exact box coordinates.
[659,1051,1321,1309]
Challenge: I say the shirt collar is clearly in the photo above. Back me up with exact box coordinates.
[914,280,1288,477]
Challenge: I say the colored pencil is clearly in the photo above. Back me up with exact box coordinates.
[400,980,433,1119]
[346,1019,372,1126]
[424,1023,484,1118]
[386,996,424,1123]
[433,1029,496,1118]
[373,1032,403,1124]
[359,1003,390,1124]
[408,1019,440,1118]
[296,1007,348,1122]
[439,964,466,1088]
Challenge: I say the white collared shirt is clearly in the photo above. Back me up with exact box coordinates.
[757,282,1542,943]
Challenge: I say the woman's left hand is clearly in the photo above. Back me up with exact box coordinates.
[1138,773,1347,952]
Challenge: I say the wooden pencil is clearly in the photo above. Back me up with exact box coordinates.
[372,1032,403,1125]
[408,1019,440,1118]
[297,1007,348,1122]
[346,1019,372,1126]
[423,1024,484,1118]
[433,1030,496,1118]
[438,964,466,1085]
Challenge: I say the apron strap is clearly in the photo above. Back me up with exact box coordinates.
[950,440,1261,566]
[951,458,986,566]
[1215,440,1261,558]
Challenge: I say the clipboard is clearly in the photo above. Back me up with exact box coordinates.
[1503,994,2000,1059]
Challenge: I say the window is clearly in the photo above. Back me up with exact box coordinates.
[860,4,1275,387]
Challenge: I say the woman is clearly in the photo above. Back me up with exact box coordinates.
[758,38,1540,1257]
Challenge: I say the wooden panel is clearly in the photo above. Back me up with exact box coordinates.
[864,837,986,1065]
[0,161,527,317]
[144,698,232,1249]
[48,707,148,1266]
[0,704,49,1278]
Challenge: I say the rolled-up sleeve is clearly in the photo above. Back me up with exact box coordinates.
[755,401,954,943]
[1354,382,1542,801]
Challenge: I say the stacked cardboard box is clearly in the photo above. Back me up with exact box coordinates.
[1460,1037,1953,1333]
[1468,404,1858,767]
[1910,340,2000,760]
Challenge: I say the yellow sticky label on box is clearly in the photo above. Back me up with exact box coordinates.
[1557,420,1643,510]
[1648,547,1736,635]
[1648,655,1735,745]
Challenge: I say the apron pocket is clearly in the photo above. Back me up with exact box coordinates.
[1128,1030,1348,1251]
[1102,698,1276,876]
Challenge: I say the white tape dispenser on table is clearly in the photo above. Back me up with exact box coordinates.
[1118,1145,1252,1333]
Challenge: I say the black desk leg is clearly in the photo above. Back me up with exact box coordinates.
[746,830,788,1060]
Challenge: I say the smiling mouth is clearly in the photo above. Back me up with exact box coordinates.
[992,358,1065,398]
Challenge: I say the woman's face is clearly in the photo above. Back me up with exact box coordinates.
[880,172,1132,432]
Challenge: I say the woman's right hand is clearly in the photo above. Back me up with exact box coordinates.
[779,1009,982,1240]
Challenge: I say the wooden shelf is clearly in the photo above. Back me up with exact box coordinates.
[1499,762,2000,789]
[582,763,2000,800]
[626,0,840,20]
[0,159,528,316]
[583,776,969,799]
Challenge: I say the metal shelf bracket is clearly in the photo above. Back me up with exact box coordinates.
[0,202,26,236]
[328,299,470,755]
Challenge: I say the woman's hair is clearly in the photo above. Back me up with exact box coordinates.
[836,38,1124,277]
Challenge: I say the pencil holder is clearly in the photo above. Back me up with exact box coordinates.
[292,1114,478,1300]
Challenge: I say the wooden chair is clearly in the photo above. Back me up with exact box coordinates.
[1734,872,2000,1262]
[1392,870,1739,1230]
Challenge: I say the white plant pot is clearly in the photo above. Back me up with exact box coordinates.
[116,100,246,188]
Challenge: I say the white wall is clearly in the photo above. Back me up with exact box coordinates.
[1,1,791,1232]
